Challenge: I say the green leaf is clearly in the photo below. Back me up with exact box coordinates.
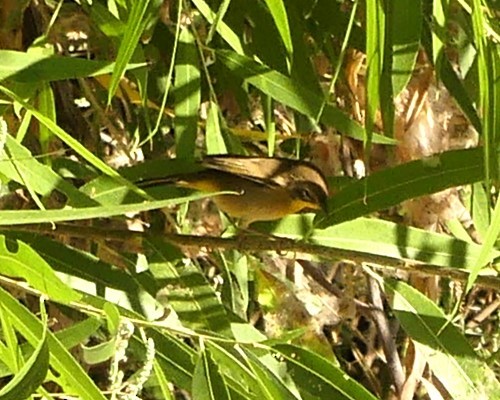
[175,26,201,159]
[36,82,56,156]
[82,338,117,365]
[75,293,198,392]
[471,182,490,238]
[328,218,492,269]
[146,236,233,336]
[431,0,447,64]
[0,85,143,197]
[0,310,49,400]
[147,328,197,390]
[107,0,154,103]
[0,305,18,373]
[191,0,244,54]
[0,50,145,83]
[216,50,395,145]
[206,101,227,155]
[266,216,497,269]
[274,344,378,400]
[0,286,107,400]
[5,232,140,293]
[385,279,500,399]
[153,358,175,400]
[263,0,293,62]
[89,1,126,38]
[0,318,101,379]
[316,148,486,227]
[468,195,500,291]
[238,346,299,400]
[192,343,231,400]
[55,318,102,350]
[365,0,385,149]
[1,134,97,207]
[390,0,422,95]
[206,342,263,398]
[103,303,121,336]
[0,236,80,303]
[205,0,231,47]
[439,56,482,133]
[0,191,216,226]
[220,253,250,321]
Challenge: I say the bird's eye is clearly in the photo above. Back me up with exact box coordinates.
[299,187,314,202]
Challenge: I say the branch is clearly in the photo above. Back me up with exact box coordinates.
[2,223,499,290]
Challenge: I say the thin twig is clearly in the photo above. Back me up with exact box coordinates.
[2,223,500,290]
[367,274,405,394]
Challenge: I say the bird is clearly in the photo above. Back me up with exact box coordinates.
[139,155,329,227]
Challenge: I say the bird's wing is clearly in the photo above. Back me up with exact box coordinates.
[201,156,289,188]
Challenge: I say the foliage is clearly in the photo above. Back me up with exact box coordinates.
[0,0,499,399]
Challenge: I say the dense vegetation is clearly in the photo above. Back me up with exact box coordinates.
[0,0,499,399]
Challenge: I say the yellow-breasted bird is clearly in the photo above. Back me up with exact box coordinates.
[140,155,329,227]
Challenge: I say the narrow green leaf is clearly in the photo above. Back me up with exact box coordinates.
[36,82,56,156]
[153,358,175,400]
[220,254,249,321]
[205,0,231,45]
[2,134,98,207]
[365,0,385,153]
[146,236,233,336]
[439,57,482,133]
[445,218,472,243]
[191,0,244,54]
[0,236,80,303]
[316,148,486,227]
[238,346,299,400]
[267,216,498,269]
[207,341,263,399]
[90,1,126,38]
[82,338,117,365]
[274,344,378,400]
[0,314,48,400]
[5,232,140,293]
[175,26,201,159]
[0,286,107,400]
[107,0,152,103]
[55,318,102,350]
[103,303,121,336]
[432,0,447,64]
[0,306,18,373]
[467,0,499,292]
[216,50,395,145]
[390,0,422,95]
[468,197,500,291]
[0,50,145,83]
[0,318,101,380]
[192,343,231,400]
[0,85,145,198]
[263,0,293,62]
[0,191,215,226]
[471,182,490,238]
[385,279,500,399]
[147,328,197,390]
[471,0,494,183]
[206,101,227,155]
